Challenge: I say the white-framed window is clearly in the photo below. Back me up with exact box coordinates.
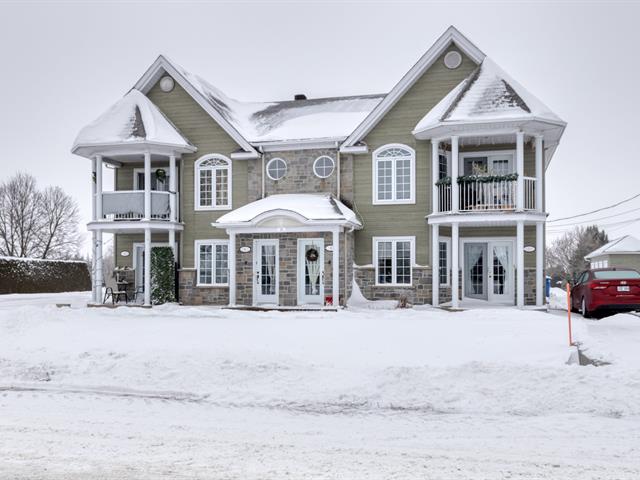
[194,154,232,211]
[373,236,415,286]
[460,151,515,176]
[266,157,287,180]
[438,237,451,286]
[195,240,229,286]
[373,144,415,204]
[313,155,335,178]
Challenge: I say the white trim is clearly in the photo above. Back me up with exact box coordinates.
[256,138,341,152]
[194,154,232,211]
[372,144,416,205]
[427,211,548,226]
[265,157,287,181]
[438,236,452,287]
[194,239,230,287]
[313,155,336,179]
[230,151,260,160]
[225,225,346,235]
[342,26,485,147]
[134,55,257,155]
[372,236,416,287]
[339,144,369,155]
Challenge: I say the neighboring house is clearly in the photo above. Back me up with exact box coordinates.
[585,235,640,271]
[72,26,565,309]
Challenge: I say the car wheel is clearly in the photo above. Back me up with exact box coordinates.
[581,297,591,319]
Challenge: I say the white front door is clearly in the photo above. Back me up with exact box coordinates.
[297,238,324,305]
[463,240,514,304]
[253,239,279,305]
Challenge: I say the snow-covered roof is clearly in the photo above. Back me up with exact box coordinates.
[214,194,361,228]
[73,89,193,152]
[414,57,564,134]
[168,60,384,144]
[585,235,640,260]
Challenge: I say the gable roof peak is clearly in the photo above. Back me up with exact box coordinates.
[341,26,486,149]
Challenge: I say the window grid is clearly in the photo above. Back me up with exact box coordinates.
[375,238,413,285]
[313,156,335,178]
[196,156,231,209]
[197,241,229,286]
[267,158,287,180]
[439,241,448,285]
[374,146,414,203]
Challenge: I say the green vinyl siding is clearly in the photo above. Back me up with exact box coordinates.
[114,233,171,268]
[353,45,478,265]
[146,79,248,268]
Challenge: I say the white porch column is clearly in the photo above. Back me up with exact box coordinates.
[91,158,97,303]
[451,223,459,308]
[228,231,236,306]
[169,230,176,261]
[516,220,525,308]
[535,135,543,212]
[536,221,544,307]
[431,139,439,214]
[144,228,151,306]
[95,231,103,303]
[144,151,151,220]
[451,136,459,213]
[431,224,439,307]
[332,228,340,307]
[169,154,177,222]
[516,132,524,211]
[95,155,103,220]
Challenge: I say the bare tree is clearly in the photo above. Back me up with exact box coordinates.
[37,186,82,259]
[546,225,609,284]
[0,173,82,259]
[0,173,41,257]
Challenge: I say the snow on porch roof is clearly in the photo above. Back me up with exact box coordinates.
[585,235,640,260]
[72,89,193,153]
[213,194,361,228]
[413,57,564,135]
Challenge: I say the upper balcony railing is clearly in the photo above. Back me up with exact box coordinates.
[436,176,537,213]
[99,191,179,221]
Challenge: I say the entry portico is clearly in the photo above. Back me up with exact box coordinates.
[213,194,362,307]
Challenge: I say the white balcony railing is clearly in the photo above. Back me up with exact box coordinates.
[435,177,537,213]
[100,190,178,221]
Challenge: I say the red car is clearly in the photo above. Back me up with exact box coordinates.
[571,268,640,318]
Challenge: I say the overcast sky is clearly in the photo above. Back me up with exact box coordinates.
[1,0,639,253]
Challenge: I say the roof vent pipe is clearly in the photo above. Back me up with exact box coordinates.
[294,94,307,101]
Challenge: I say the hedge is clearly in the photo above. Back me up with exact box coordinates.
[0,256,91,294]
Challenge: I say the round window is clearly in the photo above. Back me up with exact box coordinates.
[313,155,335,178]
[266,157,287,180]
[159,76,175,92]
[444,51,462,69]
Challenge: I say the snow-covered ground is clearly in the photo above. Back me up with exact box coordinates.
[1,292,639,479]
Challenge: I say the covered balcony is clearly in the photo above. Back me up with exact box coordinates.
[72,89,196,306]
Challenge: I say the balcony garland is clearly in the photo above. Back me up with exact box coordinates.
[435,173,519,186]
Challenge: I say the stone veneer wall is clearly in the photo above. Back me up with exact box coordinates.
[178,269,229,305]
[523,267,537,306]
[262,149,339,196]
[235,232,340,307]
[354,266,434,305]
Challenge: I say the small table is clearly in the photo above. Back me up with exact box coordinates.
[115,281,130,303]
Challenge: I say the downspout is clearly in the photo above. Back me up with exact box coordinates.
[344,225,355,307]
[336,148,341,198]
[260,147,266,199]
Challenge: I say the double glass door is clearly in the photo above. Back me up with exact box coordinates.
[463,241,513,303]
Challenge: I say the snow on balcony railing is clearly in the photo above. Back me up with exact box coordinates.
[435,177,537,213]
[101,191,174,221]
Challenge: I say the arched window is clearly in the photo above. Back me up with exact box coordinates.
[373,144,415,204]
[195,154,232,210]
